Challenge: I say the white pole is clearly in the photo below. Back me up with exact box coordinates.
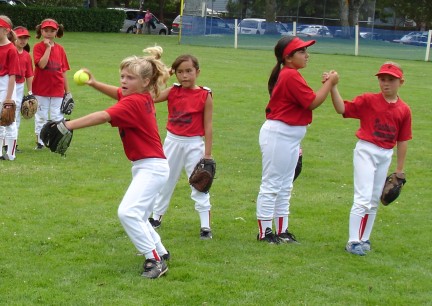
[234,19,238,49]
[425,30,432,62]
[293,21,297,35]
[355,24,359,56]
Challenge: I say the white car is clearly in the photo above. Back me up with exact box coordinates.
[109,8,168,35]
[298,27,332,38]
[238,18,290,35]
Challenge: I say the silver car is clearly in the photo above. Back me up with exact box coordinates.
[110,8,168,35]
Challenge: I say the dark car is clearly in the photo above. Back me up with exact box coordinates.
[171,15,232,35]
[0,0,27,5]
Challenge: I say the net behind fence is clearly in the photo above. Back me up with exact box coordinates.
[176,17,432,62]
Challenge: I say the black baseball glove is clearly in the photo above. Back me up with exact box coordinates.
[381,172,406,206]
[40,119,73,156]
[189,158,216,193]
[61,92,74,115]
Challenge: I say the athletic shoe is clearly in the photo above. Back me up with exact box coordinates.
[161,251,170,261]
[361,240,371,252]
[141,259,168,279]
[0,156,6,160]
[257,227,280,244]
[148,217,161,229]
[200,227,213,240]
[34,143,44,150]
[276,230,299,244]
[345,241,366,256]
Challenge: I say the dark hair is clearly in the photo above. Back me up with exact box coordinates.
[35,18,65,39]
[171,54,200,72]
[268,36,297,95]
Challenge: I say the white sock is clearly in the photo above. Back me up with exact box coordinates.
[199,210,211,228]
[257,219,272,239]
[274,216,288,235]
[360,214,377,242]
[348,213,363,242]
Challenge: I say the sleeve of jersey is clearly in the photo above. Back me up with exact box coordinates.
[106,96,138,128]
[343,95,365,119]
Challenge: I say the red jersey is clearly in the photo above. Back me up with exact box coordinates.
[343,93,412,149]
[32,42,70,97]
[166,84,211,137]
[16,50,34,84]
[105,89,165,161]
[265,67,316,126]
[0,42,20,77]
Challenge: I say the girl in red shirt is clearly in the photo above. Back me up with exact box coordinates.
[32,19,70,150]
[0,15,20,161]
[256,36,338,243]
[14,26,34,152]
[62,47,171,279]
[330,62,412,256]
[148,54,214,240]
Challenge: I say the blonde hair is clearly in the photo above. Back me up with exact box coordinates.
[120,46,169,97]
[35,18,65,39]
[0,15,16,43]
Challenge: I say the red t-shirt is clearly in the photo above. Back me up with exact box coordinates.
[16,50,34,84]
[32,42,70,97]
[166,84,211,137]
[343,93,412,149]
[0,42,20,77]
[105,89,165,161]
[265,67,316,126]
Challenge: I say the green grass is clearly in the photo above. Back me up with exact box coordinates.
[1,32,431,305]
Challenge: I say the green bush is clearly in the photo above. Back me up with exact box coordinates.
[0,6,124,32]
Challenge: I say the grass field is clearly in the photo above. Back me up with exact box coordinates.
[1,33,431,305]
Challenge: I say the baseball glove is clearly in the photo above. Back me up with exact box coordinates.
[189,158,216,193]
[40,119,73,156]
[61,92,74,115]
[380,172,406,206]
[0,99,16,126]
[21,95,38,119]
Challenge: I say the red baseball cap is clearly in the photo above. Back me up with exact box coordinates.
[41,20,59,30]
[15,27,31,38]
[282,37,316,58]
[375,63,403,79]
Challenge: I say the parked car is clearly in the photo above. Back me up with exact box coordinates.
[0,0,26,5]
[359,32,383,40]
[109,8,168,35]
[171,15,232,35]
[238,18,290,35]
[298,27,332,38]
[393,31,429,46]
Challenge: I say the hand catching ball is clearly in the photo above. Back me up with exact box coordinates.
[73,69,89,86]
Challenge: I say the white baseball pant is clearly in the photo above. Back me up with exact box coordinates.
[348,140,393,242]
[257,120,307,221]
[153,132,211,219]
[34,95,63,144]
[0,75,17,159]
[117,158,170,259]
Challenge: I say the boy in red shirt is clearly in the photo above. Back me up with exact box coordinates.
[329,62,412,256]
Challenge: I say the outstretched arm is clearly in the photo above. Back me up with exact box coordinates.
[308,71,339,110]
[64,111,111,130]
[81,68,118,100]
[330,85,345,114]
[154,87,171,103]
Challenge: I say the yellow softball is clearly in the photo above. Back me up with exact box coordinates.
[73,69,89,86]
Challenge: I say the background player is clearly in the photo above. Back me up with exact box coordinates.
[329,62,412,255]
[32,18,70,150]
[0,15,20,161]
[148,54,214,240]
[14,26,34,153]
[256,36,338,243]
